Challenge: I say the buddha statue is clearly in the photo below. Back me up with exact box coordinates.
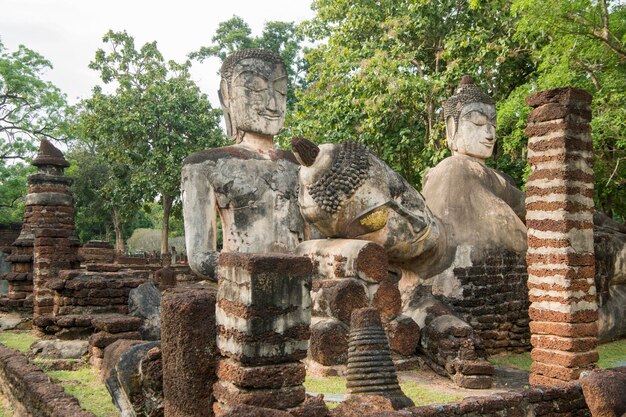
[292,138,441,263]
[422,75,526,262]
[181,49,306,279]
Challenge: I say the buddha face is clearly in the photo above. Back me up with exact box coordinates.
[221,58,287,137]
[446,102,497,161]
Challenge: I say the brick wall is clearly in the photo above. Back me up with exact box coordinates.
[437,249,531,354]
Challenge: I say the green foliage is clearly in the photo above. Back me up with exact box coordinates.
[0,331,40,353]
[0,39,69,220]
[505,0,626,220]
[191,16,306,112]
[0,39,69,157]
[66,145,114,243]
[77,30,226,252]
[46,365,119,417]
[126,228,186,254]
[0,161,33,222]
[293,0,535,186]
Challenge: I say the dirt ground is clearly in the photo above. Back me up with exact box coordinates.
[397,365,529,397]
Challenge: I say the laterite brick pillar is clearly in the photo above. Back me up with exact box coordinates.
[161,288,218,417]
[0,220,35,313]
[30,140,80,328]
[214,253,312,415]
[525,88,598,385]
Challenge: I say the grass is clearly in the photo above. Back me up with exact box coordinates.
[304,377,463,406]
[488,338,626,371]
[0,331,39,353]
[46,366,119,417]
[598,339,626,368]
[0,398,13,417]
[489,351,532,370]
[400,381,464,405]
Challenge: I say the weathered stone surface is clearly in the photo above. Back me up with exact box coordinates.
[384,315,420,356]
[295,239,388,283]
[525,87,592,107]
[30,339,89,359]
[128,282,161,340]
[105,341,162,417]
[289,394,331,417]
[216,253,312,366]
[580,367,626,417]
[213,381,305,410]
[309,318,349,366]
[215,404,292,417]
[0,345,96,417]
[89,330,142,349]
[102,339,146,382]
[346,308,413,409]
[183,49,304,280]
[315,278,369,325]
[161,288,218,417]
[294,139,441,264]
[92,314,142,334]
[155,265,176,289]
[525,87,598,384]
[372,280,401,321]
[216,359,305,389]
[332,395,397,417]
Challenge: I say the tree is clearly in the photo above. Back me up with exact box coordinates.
[293,0,535,186]
[0,39,69,220]
[500,0,626,219]
[78,30,225,253]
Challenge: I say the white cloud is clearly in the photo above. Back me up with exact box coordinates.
[2,0,314,106]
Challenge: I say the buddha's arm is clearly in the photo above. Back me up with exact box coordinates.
[182,162,219,279]
[498,173,526,222]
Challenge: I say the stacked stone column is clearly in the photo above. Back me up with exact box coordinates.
[214,253,312,415]
[525,88,598,385]
[29,140,80,327]
[0,223,34,312]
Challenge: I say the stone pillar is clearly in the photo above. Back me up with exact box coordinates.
[29,140,80,328]
[214,253,312,414]
[0,222,34,312]
[525,88,598,385]
[346,307,413,409]
[161,288,217,417]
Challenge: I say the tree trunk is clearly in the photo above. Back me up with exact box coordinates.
[105,224,111,242]
[112,209,125,254]
[161,195,173,256]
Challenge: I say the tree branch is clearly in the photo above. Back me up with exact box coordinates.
[606,157,625,188]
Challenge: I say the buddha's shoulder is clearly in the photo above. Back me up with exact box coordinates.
[183,146,298,166]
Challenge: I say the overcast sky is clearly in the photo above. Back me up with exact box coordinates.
[2,0,314,107]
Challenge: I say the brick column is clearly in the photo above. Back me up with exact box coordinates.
[29,140,80,328]
[214,253,312,415]
[525,88,598,385]
[0,222,34,313]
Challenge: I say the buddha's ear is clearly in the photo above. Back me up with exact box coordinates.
[445,116,457,150]
[218,79,229,109]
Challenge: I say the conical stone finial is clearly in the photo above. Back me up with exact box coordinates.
[345,307,414,409]
[32,139,70,168]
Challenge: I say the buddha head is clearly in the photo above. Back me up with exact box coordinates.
[219,49,287,142]
[444,75,496,161]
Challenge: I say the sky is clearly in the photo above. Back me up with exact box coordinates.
[2,0,315,107]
